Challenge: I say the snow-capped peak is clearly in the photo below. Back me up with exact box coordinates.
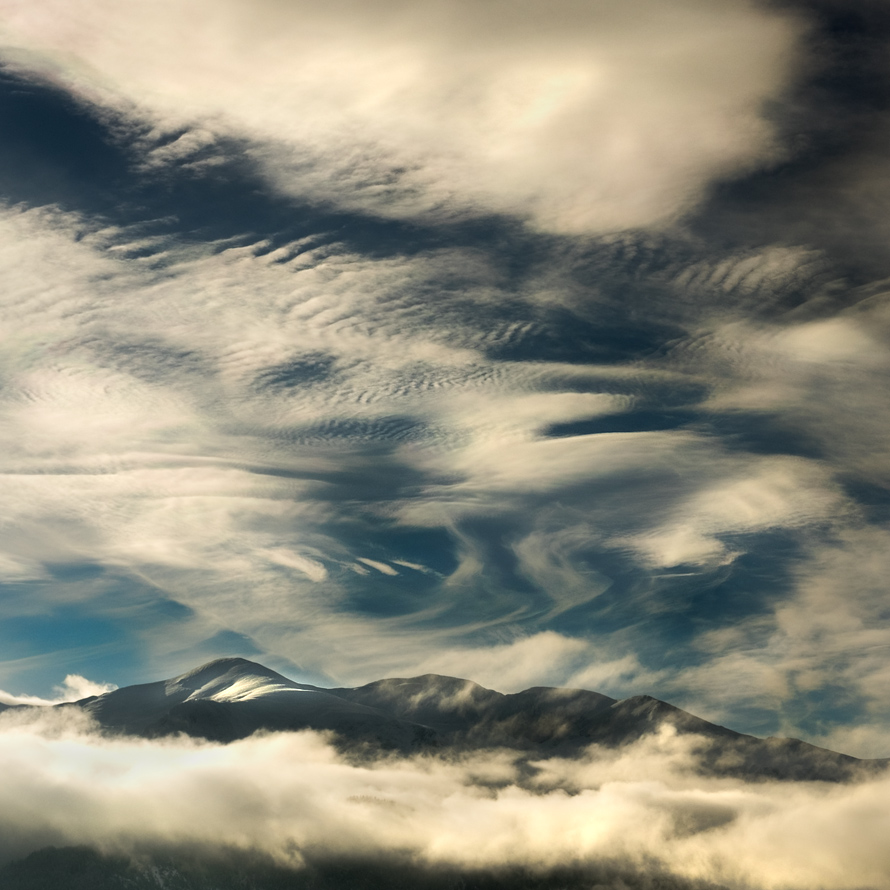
[165,657,318,704]
[187,675,310,703]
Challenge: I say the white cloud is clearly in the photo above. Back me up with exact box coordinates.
[509,521,615,620]
[261,549,328,582]
[667,245,831,313]
[0,674,116,707]
[682,308,890,483]
[406,430,699,518]
[636,524,890,755]
[0,139,887,755]
[812,724,890,761]
[0,204,730,688]
[620,457,847,568]
[356,558,399,576]
[0,715,888,889]
[0,0,804,232]
[54,674,117,701]
[413,632,590,692]
[567,654,662,698]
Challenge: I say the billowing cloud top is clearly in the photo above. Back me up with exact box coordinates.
[1,710,890,889]
[1,0,801,231]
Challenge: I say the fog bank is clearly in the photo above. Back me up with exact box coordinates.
[0,709,888,889]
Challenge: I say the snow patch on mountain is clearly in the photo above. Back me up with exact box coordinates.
[188,675,311,703]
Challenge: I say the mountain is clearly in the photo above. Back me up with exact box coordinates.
[3,658,885,889]
[0,844,727,890]
[329,673,884,781]
[62,657,887,781]
[73,657,434,751]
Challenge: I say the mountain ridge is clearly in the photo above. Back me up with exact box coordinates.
[37,656,888,782]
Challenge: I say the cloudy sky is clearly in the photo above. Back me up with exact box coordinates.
[1,0,890,760]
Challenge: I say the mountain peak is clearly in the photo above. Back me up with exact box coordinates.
[66,656,887,780]
[165,657,318,704]
[171,657,272,683]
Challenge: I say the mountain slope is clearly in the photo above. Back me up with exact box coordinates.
[0,844,731,890]
[329,675,619,747]
[75,657,434,750]
[64,657,887,781]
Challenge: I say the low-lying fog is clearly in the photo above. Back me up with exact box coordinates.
[2,707,888,889]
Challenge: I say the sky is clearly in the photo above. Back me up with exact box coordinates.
[0,0,890,761]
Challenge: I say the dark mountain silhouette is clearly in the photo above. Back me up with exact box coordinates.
[58,657,887,781]
[73,657,433,750]
[0,844,730,890]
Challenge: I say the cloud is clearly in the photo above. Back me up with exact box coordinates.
[411,632,590,692]
[54,674,117,700]
[1,5,889,758]
[1,202,678,691]
[0,203,716,698]
[356,558,399,576]
[260,549,328,582]
[619,456,847,569]
[0,715,888,889]
[0,0,805,232]
[673,298,890,485]
[0,191,867,739]
[0,674,116,707]
[633,521,890,755]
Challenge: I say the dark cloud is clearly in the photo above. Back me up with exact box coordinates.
[0,66,131,213]
[690,0,890,280]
